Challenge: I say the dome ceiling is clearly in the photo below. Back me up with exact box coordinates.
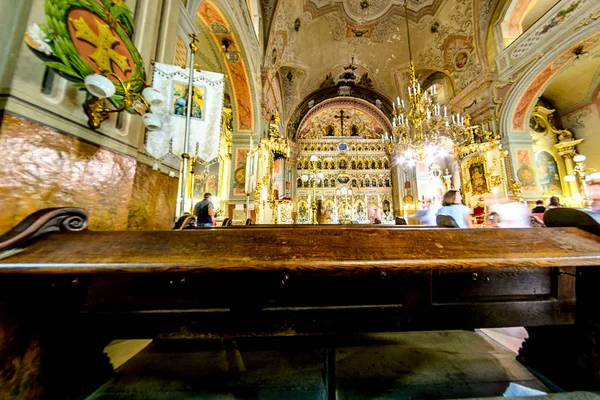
[265,0,483,124]
[304,0,445,24]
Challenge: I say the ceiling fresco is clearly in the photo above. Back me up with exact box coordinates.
[265,0,483,125]
[304,0,445,23]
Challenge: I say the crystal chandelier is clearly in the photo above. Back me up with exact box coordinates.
[388,1,469,164]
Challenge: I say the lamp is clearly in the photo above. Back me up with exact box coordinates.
[572,45,590,65]
[301,155,324,224]
[220,37,240,64]
[387,1,468,164]
[563,153,598,209]
[83,70,166,130]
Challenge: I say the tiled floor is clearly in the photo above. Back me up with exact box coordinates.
[87,330,548,399]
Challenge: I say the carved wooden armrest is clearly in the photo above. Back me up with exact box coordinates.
[0,207,89,252]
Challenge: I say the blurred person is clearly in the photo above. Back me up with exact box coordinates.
[589,181,600,213]
[531,200,546,213]
[546,196,563,210]
[489,200,530,228]
[486,212,501,228]
[436,190,473,228]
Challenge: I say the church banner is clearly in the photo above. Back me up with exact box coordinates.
[146,62,225,165]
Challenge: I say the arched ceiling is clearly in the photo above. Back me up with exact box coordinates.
[265,0,483,123]
[542,50,600,112]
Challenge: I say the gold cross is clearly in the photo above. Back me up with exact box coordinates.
[69,16,131,74]
[334,110,351,136]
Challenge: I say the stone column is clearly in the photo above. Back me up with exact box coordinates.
[0,0,34,96]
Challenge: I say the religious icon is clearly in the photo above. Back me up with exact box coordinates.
[205,174,217,196]
[454,51,469,70]
[469,162,488,194]
[357,202,364,216]
[536,151,562,194]
[193,174,205,198]
[171,81,205,119]
[383,200,391,216]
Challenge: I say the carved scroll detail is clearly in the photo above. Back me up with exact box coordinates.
[0,208,89,251]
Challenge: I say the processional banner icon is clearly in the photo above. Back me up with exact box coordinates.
[145,62,225,165]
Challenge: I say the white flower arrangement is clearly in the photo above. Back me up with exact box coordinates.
[25,24,53,56]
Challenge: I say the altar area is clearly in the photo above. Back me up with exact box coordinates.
[296,137,393,224]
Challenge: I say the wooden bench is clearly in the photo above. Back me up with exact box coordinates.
[1,207,599,398]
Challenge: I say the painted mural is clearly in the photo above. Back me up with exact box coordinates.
[536,151,563,195]
[171,82,205,120]
[515,148,537,192]
[233,148,250,196]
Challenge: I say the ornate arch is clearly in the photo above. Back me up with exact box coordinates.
[501,33,600,134]
[196,1,255,132]
[297,97,392,139]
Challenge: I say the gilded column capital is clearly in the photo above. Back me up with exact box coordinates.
[554,138,584,159]
[558,147,577,159]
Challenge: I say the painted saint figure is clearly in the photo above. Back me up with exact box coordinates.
[470,166,487,194]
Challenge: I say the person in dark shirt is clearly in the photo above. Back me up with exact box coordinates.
[194,193,214,227]
[531,200,546,214]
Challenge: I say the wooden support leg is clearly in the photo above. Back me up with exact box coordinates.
[0,296,114,398]
[519,323,600,391]
[323,346,336,400]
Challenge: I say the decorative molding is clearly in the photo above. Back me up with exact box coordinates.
[0,208,88,252]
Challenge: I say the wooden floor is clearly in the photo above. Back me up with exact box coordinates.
[86,331,551,399]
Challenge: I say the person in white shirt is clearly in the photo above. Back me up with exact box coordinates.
[436,190,474,228]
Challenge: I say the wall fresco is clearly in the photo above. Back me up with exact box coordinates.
[233,147,250,196]
[514,148,537,192]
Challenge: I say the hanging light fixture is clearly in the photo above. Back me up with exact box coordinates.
[388,1,470,164]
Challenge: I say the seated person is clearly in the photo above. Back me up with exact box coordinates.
[486,212,501,228]
[532,200,546,213]
[436,190,473,228]
[590,180,600,213]
[546,196,563,210]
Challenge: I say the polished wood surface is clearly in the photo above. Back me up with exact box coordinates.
[1,207,599,399]
[1,226,599,274]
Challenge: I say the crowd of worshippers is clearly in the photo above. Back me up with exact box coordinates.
[184,181,600,228]
[430,182,600,228]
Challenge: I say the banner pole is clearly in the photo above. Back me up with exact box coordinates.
[179,34,198,216]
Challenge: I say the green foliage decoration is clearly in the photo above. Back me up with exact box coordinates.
[30,0,146,111]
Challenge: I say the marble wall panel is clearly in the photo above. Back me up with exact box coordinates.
[0,113,176,233]
[127,162,178,230]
